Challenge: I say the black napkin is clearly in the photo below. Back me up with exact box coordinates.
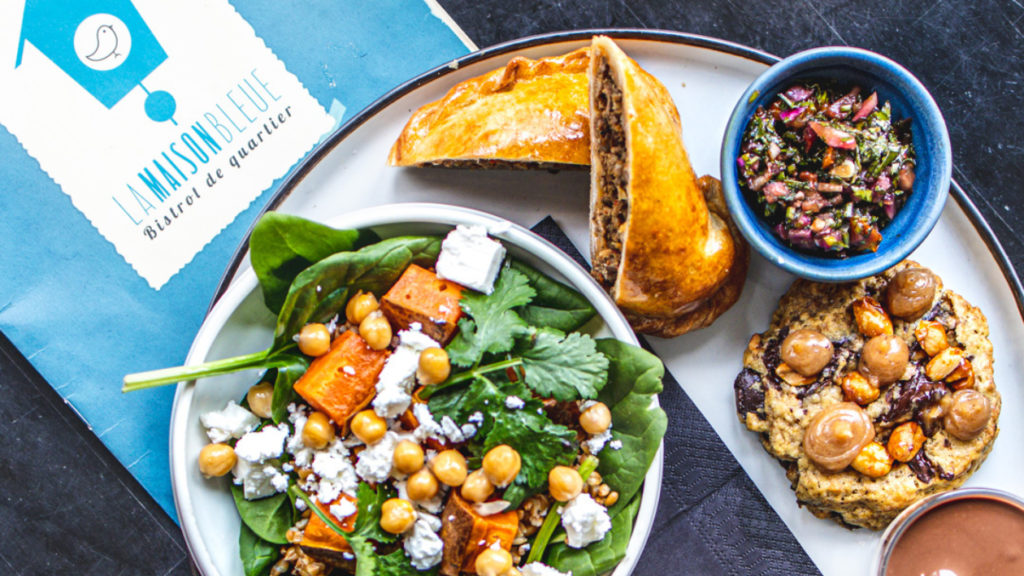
[530,216,820,576]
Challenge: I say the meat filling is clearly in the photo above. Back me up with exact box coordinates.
[591,55,629,288]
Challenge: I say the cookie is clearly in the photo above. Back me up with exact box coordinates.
[734,261,1000,530]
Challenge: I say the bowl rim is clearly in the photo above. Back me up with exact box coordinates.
[170,202,665,576]
[720,45,952,282]
[873,486,1024,575]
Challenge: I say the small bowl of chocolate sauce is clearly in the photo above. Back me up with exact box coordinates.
[876,488,1024,576]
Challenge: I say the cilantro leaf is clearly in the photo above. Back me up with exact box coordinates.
[522,329,608,401]
[429,375,577,508]
[446,267,535,367]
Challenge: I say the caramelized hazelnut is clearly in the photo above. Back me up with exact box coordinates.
[915,321,949,357]
[859,334,909,386]
[852,297,894,337]
[886,268,937,320]
[944,389,992,441]
[887,421,926,462]
[850,442,893,478]
[781,329,834,377]
[803,402,875,472]
[841,371,880,405]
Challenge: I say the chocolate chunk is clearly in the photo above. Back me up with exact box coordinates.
[734,368,765,416]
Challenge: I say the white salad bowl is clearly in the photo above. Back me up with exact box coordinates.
[170,202,664,576]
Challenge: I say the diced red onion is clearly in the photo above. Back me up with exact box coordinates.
[778,106,806,122]
[852,92,878,121]
[784,85,813,102]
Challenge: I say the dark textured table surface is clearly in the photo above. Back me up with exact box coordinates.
[3,1,1022,574]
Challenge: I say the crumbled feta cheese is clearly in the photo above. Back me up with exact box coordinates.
[356,432,399,483]
[295,497,308,512]
[232,459,287,500]
[330,498,357,521]
[200,401,259,443]
[373,327,440,419]
[520,563,571,576]
[311,442,360,503]
[436,225,506,294]
[440,416,477,443]
[234,424,289,462]
[404,516,444,570]
[561,494,611,548]
[505,396,525,410]
[412,403,444,442]
[467,411,484,426]
[583,429,613,455]
[609,439,623,450]
[342,365,356,375]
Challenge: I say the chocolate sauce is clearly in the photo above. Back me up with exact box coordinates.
[885,497,1024,576]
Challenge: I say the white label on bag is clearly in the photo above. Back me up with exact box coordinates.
[0,0,333,289]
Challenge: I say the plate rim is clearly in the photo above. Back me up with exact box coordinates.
[173,203,665,576]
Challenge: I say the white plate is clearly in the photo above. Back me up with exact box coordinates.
[172,203,664,575]
[192,31,1024,576]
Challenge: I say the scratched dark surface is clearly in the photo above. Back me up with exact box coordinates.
[1,1,1022,574]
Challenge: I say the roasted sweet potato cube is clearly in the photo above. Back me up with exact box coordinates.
[439,493,519,576]
[380,264,463,344]
[293,330,388,429]
[300,494,357,571]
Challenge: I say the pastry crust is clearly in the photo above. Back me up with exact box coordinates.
[588,36,745,334]
[388,48,591,168]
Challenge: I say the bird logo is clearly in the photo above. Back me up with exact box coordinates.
[85,24,120,62]
[73,14,133,72]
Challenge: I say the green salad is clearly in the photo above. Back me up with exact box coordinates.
[124,213,667,576]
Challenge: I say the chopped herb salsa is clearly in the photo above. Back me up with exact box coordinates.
[738,83,915,255]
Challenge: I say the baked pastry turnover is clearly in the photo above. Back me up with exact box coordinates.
[387,48,591,168]
[588,36,748,336]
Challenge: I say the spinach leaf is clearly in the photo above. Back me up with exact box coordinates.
[231,486,294,545]
[521,329,608,401]
[251,212,379,314]
[545,493,641,575]
[446,267,535,367]
[379,549,439,576]
[239,522,278,576]
[510,260,596,333]
[274,236,442,349]
[270,357,309,424]
[594,339,667,515]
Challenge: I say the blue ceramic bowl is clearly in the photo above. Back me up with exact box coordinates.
[721,47,951,282]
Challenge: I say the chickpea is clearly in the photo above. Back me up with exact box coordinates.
[346,291,379,325]
[406,469,440,501]
[482,445,521,487]
[850,442,893,478]
[302,411,336,449]
[579,402,612,435]
[198,443,237,477]
[379,498,417,534]
[359,312,392,351]
[944,389,992,441]
[393,440,425,475]
[887,421,926,462]
[886,268,937,320]
[350,409,387,445]
[461,469,495,503]
[417,347,451,385]
[781,329,834,377]
[297,323,331,357]
[431,449,468,487]
[246,382,274,419]
[548,465,583,502]
[474,547,513,576]
[859,334,909,386]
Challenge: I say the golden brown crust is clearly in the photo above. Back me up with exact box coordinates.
[624,176,749,336]
[588,36,745,334]
[388,48,591,167]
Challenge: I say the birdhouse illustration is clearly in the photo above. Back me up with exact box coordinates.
[15,0,177,123]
